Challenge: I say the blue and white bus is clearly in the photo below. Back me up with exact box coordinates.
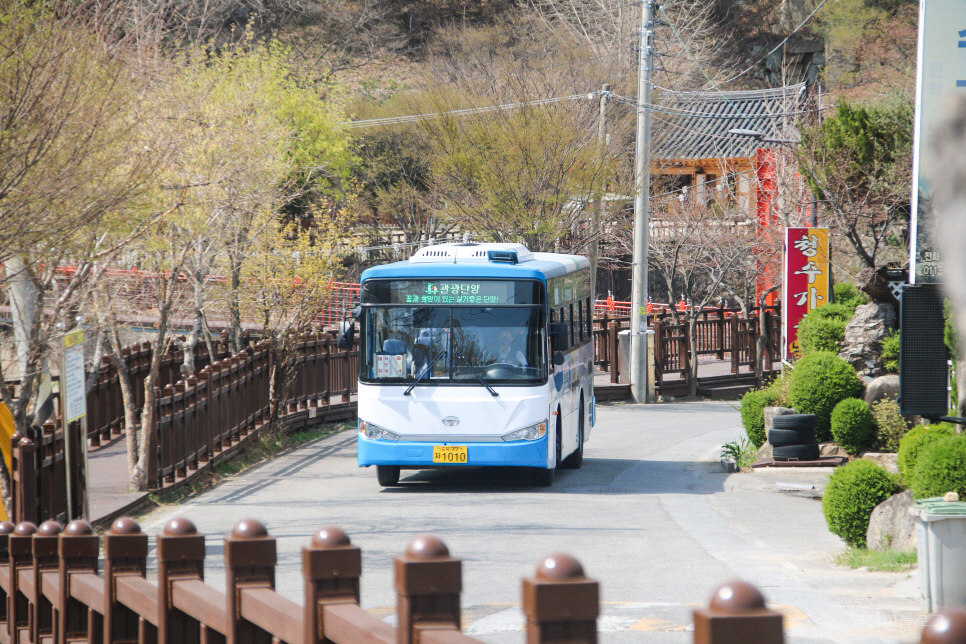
[350,242,595,487]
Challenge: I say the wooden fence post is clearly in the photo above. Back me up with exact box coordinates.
[0,522,14,631]
[302,526,361,644]
[8,522,36,644]
[919,607,966,643]
[608,322,618,384]
[395,535,461,644]
[155,517,206,644]
[224,519,276,644]
[58,519,100,642]
[522,553,598,644]
[692,581,782,644]
[102,517,149,644]
[31,520,62,644]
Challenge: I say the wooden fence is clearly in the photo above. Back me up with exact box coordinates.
[9,331,359,525]
[593,306,782,396]
[0,516,955,644]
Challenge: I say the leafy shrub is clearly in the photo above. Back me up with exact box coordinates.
[834,282,869,309]
[789,351,864,442]
[831,398,874,454]
[810,302,855,321]
[898,424,956,485]
[766,370,792,408]
[880,331,899,373]
[740,388,778,448]
[871,399,911,453]
[822,459,895,548]
[798,315,847,354]
[721,438,758,469]
[911,434,966,499]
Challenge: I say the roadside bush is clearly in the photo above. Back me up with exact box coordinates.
[898,424,956,485]
[822,459,895,548]
[810,302,855,322]
[798,315,847,354]
[834,282,869,309]
[831,398,874,454]
[880,331,899,373]
[871,399,912,453]
[789,351,864,442]
[740,388,778,448]
[911,434,966,499]
[766,370,792,408]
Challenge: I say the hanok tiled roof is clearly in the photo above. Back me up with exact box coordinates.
[651,83,807,164]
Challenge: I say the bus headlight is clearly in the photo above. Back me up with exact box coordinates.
[359,420,400,441]
[502,420,547,442]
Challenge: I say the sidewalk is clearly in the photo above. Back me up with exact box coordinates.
[87,435,149,526]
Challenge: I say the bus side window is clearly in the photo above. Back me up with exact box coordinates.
[585,298,592,340]
[568,304,575,347]
[577,300,584,342]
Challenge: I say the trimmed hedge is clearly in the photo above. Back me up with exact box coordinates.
[741,388,779,448]
[897,424,956,485]
[833,282,869,309]
[798,315,847,354]
[822,459,895,548]
[789,352,864,442]
[830,398,873,454]
[911,434,966,499]
[871,399,911,453]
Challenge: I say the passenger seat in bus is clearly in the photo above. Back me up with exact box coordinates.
[382,339,412,374]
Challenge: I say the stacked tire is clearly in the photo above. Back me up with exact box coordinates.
[769,414,820,461]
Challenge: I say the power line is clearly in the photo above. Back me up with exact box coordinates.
[347,94,588,128]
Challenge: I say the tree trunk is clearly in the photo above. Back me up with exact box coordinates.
[109,353,141,484]
[688,313,699,399]
[229,247,243,355]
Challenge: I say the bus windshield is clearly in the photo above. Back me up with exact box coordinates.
[360,306,546,385]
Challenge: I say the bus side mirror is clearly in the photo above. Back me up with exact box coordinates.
[337,321,355,350]
[351,304,363,320]
[549,322,568,353]
[552,351,565,366]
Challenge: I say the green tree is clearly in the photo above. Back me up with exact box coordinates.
[797,99,913,273]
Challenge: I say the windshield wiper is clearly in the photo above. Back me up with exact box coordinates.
[404,351,447,396]
[476,375,499,397]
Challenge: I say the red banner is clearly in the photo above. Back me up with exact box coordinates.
[783,228,830,358]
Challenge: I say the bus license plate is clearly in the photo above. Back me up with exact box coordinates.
[433,445,468,464]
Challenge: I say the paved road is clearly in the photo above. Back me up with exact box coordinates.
[137,401,922,644]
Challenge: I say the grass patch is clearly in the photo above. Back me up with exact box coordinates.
[139,420,354,512]
[835,548,917,572]
[721,438,758,470]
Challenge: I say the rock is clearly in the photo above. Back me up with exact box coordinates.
[866,490,917,552]
[757,442,773,460]
[720,458,738,473]
[758,407,797,460]
[838,302,897,379]
[820,443,848,457]
[862,452,899,474]
[865,375,900,407]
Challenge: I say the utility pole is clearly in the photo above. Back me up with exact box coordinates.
[630,0,654,403]
[589,83,609,295]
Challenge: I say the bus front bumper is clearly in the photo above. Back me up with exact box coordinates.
[358,434,549,468]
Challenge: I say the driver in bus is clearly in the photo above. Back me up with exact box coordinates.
[494,330,527,367]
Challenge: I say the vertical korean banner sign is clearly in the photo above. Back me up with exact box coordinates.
[908,0,966,283]
[783,228,830,358]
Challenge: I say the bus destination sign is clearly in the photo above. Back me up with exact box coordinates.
[390,280,514,305]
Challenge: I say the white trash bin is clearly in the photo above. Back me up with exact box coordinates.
[911,498,966,613]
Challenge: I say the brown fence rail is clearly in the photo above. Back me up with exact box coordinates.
[594,306,782,396]
[0,516,953,644]
[9,331,359,525]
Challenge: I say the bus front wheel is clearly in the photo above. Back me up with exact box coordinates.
[377,465,401,486]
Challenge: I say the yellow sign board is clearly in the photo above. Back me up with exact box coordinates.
[64,329,84,349]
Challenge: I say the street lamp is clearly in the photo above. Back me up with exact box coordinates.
[727,128,800,146]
